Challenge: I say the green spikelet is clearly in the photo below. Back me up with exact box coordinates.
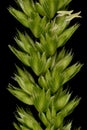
[8,0,82,129]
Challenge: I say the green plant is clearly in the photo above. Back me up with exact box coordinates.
[8,0,82,129]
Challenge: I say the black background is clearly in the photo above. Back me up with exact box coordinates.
[0,0,87,130]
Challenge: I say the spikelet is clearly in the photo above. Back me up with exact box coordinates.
[8,0,82,129]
